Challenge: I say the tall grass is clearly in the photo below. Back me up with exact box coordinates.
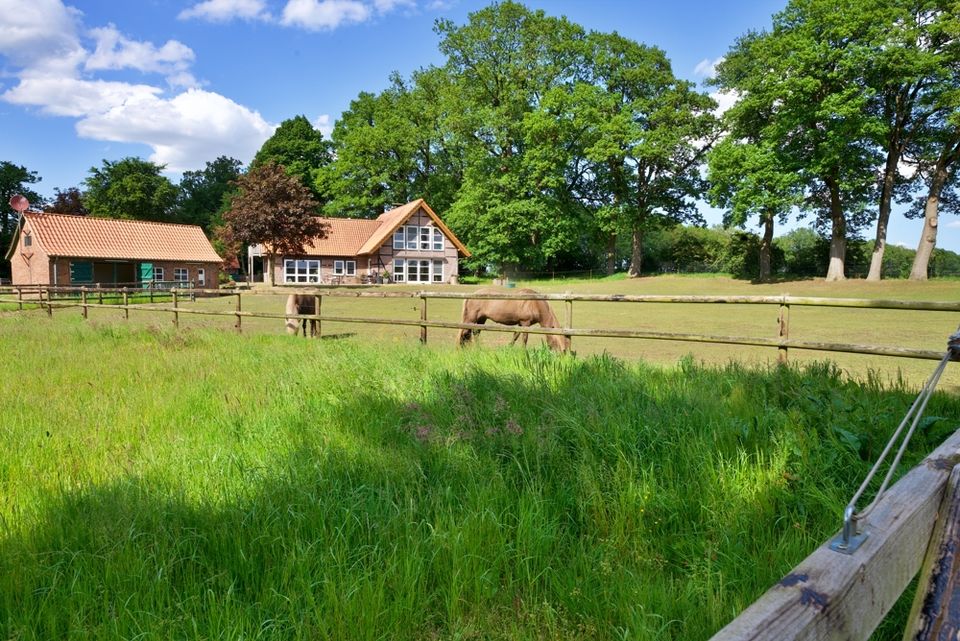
[1,315,957,640]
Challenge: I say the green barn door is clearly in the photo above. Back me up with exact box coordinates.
[70,261,93,284]
[140,263,154,288]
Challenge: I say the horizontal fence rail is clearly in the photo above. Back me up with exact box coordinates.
[1,285,958,362]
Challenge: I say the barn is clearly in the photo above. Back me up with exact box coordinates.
[6,212,223,288]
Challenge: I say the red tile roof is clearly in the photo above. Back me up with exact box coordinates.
[19,212,222,262]
[294,199,471,257]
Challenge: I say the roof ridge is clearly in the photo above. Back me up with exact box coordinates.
[26,211,207,230]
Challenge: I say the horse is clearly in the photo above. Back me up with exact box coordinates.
[457,287,570,351]
[285,294,318,337]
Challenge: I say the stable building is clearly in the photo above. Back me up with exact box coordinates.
[6,212,223,288]
[253,199,471,285]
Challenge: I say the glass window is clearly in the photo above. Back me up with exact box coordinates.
[419,227,431,250]
[345,261,356,276]
[198,268,205,286]
[432,228,443,251]
[432,260,443,282]
[23,234,32,247]
[334,260,344,275]
[154,267,165,281]
[405,226,418,250]
[284,259,320,283]
[393,229,405,250]
[174,268,189,282]
[393,259,405,282]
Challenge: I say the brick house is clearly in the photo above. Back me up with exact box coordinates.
[258,199,471,285]
[6,212,223,288]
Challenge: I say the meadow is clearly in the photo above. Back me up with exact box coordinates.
[2,276,960,639]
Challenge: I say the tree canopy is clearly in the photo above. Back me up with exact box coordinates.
[83,157,178,222]
[252,115,331,203]
[177,156,243,232]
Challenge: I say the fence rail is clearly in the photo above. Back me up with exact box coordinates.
[1,285,958,363]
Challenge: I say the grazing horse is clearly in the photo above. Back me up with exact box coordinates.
[458,287,570,351]
[285,294,318,337]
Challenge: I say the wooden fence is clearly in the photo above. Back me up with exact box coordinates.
[2,285,958,363]
[3,283,960,637]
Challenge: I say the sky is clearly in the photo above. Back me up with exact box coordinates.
[1,0,957,253]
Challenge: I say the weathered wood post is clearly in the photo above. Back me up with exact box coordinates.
[902,464,960,640]
[235,291,242,333]
[778,299,790,363]
[565,293,573,353]
[314,294,322,338]
[122,290,129,320]
[172,289,179,329]
[149,280,154,304]
[81,287,88,319]
[98,288,103,306]
[44,287,52,317]
[420,293,428,344]
[16,287,22,311]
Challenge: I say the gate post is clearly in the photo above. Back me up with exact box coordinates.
[123,290,129,320]
[314,294,322,338]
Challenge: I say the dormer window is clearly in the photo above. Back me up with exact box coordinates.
[23,233,32,247]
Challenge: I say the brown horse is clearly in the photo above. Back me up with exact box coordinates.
[458,287,570,351]
[285,294,318,337]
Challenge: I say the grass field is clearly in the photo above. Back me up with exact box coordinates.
[27,274,960,393]
[2,300,959,639]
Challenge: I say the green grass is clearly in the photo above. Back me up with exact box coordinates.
[1,315,957,639]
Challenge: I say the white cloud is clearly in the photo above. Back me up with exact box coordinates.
[281,0,371,30]
[75,89,274,171]
[0,0,275,171]
[178,0,271,22]
[947,220,960,229]
[710,89,738,116]
[313,113,333,138]
[694,57,723,79]
[372,0,415,11]
[85,25,198,87]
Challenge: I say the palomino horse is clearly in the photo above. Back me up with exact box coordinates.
[285,294,318,337]
[458,287,570,351]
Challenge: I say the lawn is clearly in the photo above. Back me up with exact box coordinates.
[1,310,958,640]
[41,274,960,392]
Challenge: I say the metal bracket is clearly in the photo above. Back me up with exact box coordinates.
[829,530,869,554]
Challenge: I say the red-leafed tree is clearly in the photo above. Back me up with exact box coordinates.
[221,162,327,285]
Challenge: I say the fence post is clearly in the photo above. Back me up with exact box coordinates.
[314,294,322,338]
[778,299,790,363]
[99,288,103,306]
[44,287,52,317]
[123,290,129,320]
[172,290,179,329]
[235,291,242,333]
[16,287,22,311]
[420,293,428,344]
[565,293,573,353]
[81,287,88,319]
[149,280,154,304]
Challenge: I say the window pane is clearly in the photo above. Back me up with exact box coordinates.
[433,228,443,250]
[406,226,418,249]
[393,229,405,249]
[433,260,443,282]
[346,261,356,275]
[420,227,430,250]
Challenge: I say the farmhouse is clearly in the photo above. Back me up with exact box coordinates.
[5,211,223,287]
[256,199,471,285]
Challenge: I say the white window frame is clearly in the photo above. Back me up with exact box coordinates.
[198,268,206,286]
[394,225,445,252]
[174,267,189,283]
[393,259,405,282]
[154,267,165,281]
[395,258,444,283]
[432,228,443,251]
[333,260,356,276]
[284,259,321,284]
[432,259,444,282]
[393,229,405,250]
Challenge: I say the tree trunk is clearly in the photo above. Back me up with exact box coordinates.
[605,233,617,275]
[628,225,643,278]
[759,209,774,282]
[824,176,846,282]
[867,146,900,281]
[910,136,960,280]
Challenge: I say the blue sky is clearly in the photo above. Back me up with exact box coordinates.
[1,0,956,253]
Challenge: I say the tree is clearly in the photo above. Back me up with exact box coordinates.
[252,115,331,203]
[177,156,243,231]
[577,32,718,277]
[717,0,885,281]
[323,69,463,218]
[436,1,589,273]
[221,162,327,286]
[44,188,87,215]
[83,157,178,222]
[0,160,42,233]
[907,2,960,279]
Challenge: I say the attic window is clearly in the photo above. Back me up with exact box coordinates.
[23,233,32,247]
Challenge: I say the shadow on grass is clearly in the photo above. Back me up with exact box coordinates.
[1,352,952,641]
